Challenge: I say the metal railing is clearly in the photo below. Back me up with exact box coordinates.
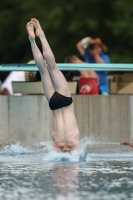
[0,63,133,71]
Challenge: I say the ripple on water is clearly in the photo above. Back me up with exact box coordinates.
[0,139,133,199]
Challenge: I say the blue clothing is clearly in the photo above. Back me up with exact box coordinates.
[83,48,110,94]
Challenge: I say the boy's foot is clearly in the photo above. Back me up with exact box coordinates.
[26,22,35,39]
[31,18,44,37]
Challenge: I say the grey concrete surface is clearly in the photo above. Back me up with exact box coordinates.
[0,95,132,145]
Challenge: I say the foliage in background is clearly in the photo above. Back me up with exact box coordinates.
[0,0,133,64]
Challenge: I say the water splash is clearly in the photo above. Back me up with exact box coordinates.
[0,137,133,162]
[42,137,89,162]
[0,138,88,162]
[0,142,31,155]
[43,150,81,162]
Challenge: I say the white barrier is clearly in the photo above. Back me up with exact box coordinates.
[0,95,132,145]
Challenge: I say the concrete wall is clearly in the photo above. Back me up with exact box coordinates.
[0,95,132,145]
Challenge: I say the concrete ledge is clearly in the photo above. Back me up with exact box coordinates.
[0,95,132,145]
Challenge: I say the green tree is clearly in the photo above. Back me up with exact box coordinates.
[0,0,133,64]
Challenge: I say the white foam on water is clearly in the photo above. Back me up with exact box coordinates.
[0,141,54,155]
[0,139,87,162]
[43,150,80,162]
[41,137,133,162]
[42,137,89,162]
[0,137,133,162]
[0,142,31,155]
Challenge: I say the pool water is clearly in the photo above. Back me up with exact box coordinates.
[0,140,133,200]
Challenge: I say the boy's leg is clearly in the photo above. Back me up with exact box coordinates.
[26,22,55,101]
[47,68,71,97]
[31,18,71,97]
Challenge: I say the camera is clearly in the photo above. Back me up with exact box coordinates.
[88,43,97,50]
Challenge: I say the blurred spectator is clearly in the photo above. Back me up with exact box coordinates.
[26,60,41,81]
[77,37,110,95]
[0,88,10,95]
[65,55,99,95]
[0,60,39,96]
[1,71,25,95]
[65,55,99,79]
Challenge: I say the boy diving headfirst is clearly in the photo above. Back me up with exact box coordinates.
[26,18,80,152]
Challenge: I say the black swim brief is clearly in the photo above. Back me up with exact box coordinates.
[49,92,73,110]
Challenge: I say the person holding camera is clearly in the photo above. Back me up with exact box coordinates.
[65,55,99,95]
[65,55,98,79]
[76,37,110,95]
